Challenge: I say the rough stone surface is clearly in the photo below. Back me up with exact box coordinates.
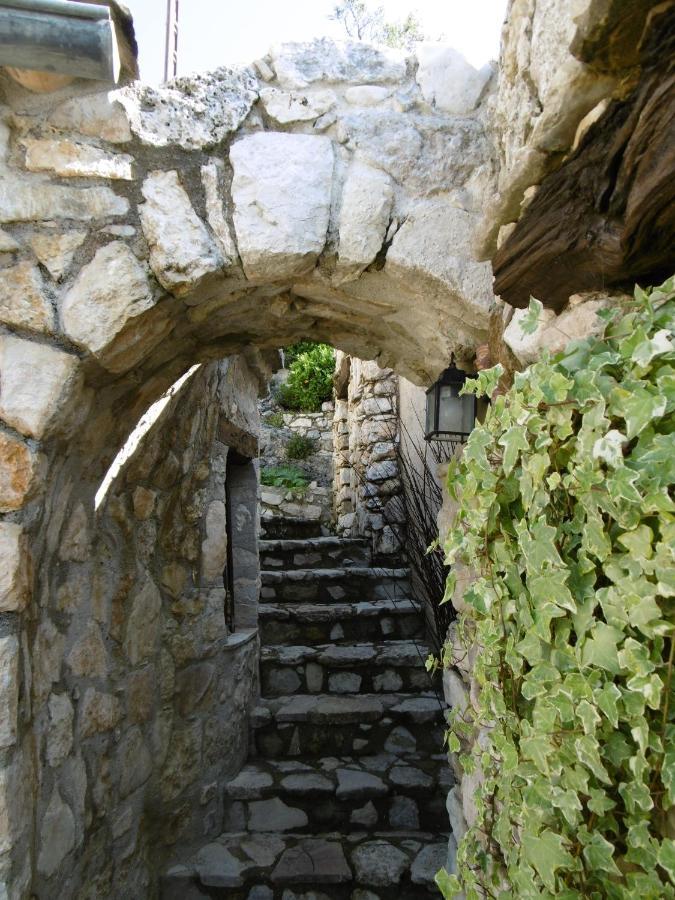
[0,261,54,332]
[29,231,86,281]
[201,161,238,264]
[230,132,334,281]
[116,68,259,149]
[140,170,223,295]
[351,841,408,886]
[0,523,29,612]
[61,241,155,358]
[248,797,309,832]
[416,45,492,115]
[336,162,393,281]
[0,636,19,748]
[259,88,336,123]
[38,788,76,877]
[23,139,134,180]
[271,39,406,89]
[0,432,40,512]
[49,92,133,143]
[0,334,79,439]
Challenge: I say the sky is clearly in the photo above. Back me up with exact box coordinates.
[125,0,509,84]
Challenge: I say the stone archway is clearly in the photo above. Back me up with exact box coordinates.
[0,37,496,897]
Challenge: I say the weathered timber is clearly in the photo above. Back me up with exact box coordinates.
[493,2,675,310]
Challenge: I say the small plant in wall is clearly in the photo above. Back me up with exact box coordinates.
[264,411,285,428]
[260,465,309,492]
[436,278,675,899]
[285,434,318,460]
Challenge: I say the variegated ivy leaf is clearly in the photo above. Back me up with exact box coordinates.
[519,296,544,336]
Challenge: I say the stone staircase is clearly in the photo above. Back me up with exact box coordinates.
[162,522,451,899]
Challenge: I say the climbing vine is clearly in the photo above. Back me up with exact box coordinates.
[436,279,675,898]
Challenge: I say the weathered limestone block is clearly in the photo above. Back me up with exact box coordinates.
[336,162,393,281]
[0,334,79,439]
[23,139,134,180]
[0,227,19,251]
[0,433,41,512]
[271,38,406,89]
[345,84,392,106]
[201,161,238,265]
[0,636,19,749]
[140,170,223,296]
[59,503,89,562]
[118,727,153,798]
[0,261,54,332]
[124,577,161,665]
[0,173,128,222]
[202,500,227,583]
[61,241,155,359]
[47,693,74,766]
[0,523,29,612]
[259,87,336,123]
[504,292,614,365]
[415,44,492,115]
[49,92,132,143]
[66,623,107,678]
[29,231,86,282]
[385,200,493,332]
[230,132,334,281]
[116,68,258,150]
[38,788,75,877]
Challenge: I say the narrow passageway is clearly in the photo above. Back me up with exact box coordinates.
[163,508,450,898]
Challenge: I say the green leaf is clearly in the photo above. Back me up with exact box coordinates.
[582,833,621,876]
[658,839,675,884]
[581,623,624,674]
[499,425,530,476]
[520,296,544,335]
[522,830,575,891]
[593,429,626,467]
[435,867,462,898]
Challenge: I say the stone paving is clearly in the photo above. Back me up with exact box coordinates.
[162,519,450,897]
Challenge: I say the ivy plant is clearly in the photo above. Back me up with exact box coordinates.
[437,278,675,898]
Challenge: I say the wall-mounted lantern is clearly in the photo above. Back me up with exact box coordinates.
[424,365,476,443]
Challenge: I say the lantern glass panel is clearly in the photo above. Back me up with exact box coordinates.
[437,383,474,437]
[425,387,435,436]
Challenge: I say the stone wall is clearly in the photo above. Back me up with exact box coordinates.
[259,395,335,530]
[333,355,404,562]
[20,357,261,899]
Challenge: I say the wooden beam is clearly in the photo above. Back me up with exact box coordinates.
[493,2,675,311]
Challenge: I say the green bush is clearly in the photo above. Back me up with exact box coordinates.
[264,411,285,428]
[278,343,334,412]
[285,433,318,460]
[284,341,318,367]
[260,465,308,491]
[435,278,675,899]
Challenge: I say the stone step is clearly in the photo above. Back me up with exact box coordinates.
[260,568,411,605]
[251,693,445,759]
[222,754,452,835]
[260,537,371,570]
[162,831,450,899]
[261,640,434,696]
[258,599,424,646]
[261,518,325,540]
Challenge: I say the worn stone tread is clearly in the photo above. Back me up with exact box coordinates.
[261,567,411,581]
[164,831,450,894]
[257,692,443,725]
[261,639,430,667]
[258,599,420,620]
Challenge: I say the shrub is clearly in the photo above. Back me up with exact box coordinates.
[285,433,318,460]
[436,278,675,899]
[260,465,308,491]
[264,411,285,428]
[283,341,317,367]
[277,343,334,412]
